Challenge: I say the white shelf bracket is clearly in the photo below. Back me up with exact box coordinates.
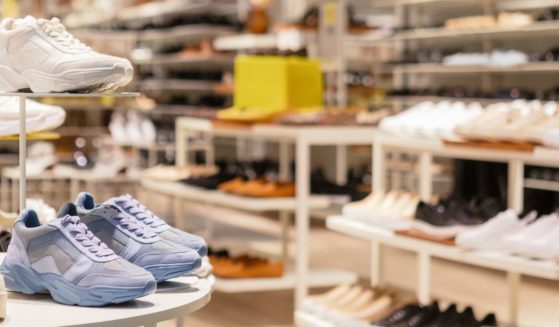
[371,241,382,287]
[372,140,385,192]
[508,160,524,213]
[295,138,310,309]
[419,152,433,201]
[506,272,521,326]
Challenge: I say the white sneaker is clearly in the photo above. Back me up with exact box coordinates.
[502,214,559,254]
[25,198,56,223]
[456,209,525,250]
[517,224,559,260]
[109,112,128,145]
[0,97,65,136]
[0,16,133,93]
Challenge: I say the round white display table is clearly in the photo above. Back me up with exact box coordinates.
[0,273,211,327]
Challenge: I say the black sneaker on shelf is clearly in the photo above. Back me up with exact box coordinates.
[372,304,423,326]
[404,301,440,327]
[423,304,460,327]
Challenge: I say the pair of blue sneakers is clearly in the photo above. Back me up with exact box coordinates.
[0,193,207,306]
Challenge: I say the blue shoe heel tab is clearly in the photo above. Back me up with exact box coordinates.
[58,202,78,218]
[19,209,41,228]
[76,192,95,210]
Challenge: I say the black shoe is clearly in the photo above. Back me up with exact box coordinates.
[478,313,497,326]
[423,304,459,327]
[404,301,440,327]
[372,304,423,326]
[457,306,478,327]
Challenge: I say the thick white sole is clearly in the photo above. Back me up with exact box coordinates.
[0,63,133,93]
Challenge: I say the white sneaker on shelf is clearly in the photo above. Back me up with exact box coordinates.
[92,145,128,178]
[140,117,157,145]
[501,213,559,254]
[455,209,526,250]
[0,97,65,136]
[109,112,129,145]
[0,16,133,93]
[517,224,559,260]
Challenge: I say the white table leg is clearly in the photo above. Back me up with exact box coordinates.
[507,272,521,326]
[295,139,310,308]
[508,161,524,213]
[371,241,382,287]
[372,140,384,192]
[419,152,432,201]
[335,145,347,185]
[176,126,187,167]
[417,252,431,304]
[18,96,26,211]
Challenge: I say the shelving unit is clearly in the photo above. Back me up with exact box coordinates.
[140,117,377,304]
[299,129,559,326]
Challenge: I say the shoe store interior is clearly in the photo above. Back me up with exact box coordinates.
[2,0,559,326]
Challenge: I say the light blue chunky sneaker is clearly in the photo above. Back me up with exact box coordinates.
[68,193,202,282]
[0,209,156,306]
[103,194,207,257]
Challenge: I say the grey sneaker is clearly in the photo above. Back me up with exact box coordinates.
[62,193,201,282]
[103,194,207,256]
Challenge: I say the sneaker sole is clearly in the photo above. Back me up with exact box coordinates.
[0,63,132,93]
[0,261,156,306]
[144,257,202,282]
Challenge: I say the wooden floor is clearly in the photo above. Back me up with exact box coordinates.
[143,192,559,327]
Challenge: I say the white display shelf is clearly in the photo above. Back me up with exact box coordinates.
[140,25,236,44]
[2,275,212,327]
[377,134,559,167]
[213,268,357,293]
[67,0,237,29]
[391,62,559,74]
[524,178,559,192]
[139,79,221,93]
[133,55,234,68]
[326,216,559,280]
[213,34,277,51]
[141,178,332,211]
[295,310,336,327]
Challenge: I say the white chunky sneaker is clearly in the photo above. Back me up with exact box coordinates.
[0,16,133,93]
[0,97,65,136]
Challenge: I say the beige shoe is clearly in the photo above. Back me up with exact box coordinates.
[325,285,363,309]
[336,289,375,313]
[307,284,351,304]
[350,294,393,321]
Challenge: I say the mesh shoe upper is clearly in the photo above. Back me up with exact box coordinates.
[70,193,201,276]
[4,209,154,289]
[107,194,208,257]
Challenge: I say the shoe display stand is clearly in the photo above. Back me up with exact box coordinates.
[300,132,559,327]
[0,254,211,327]
[140,117,379,305]
[1,93,213,326]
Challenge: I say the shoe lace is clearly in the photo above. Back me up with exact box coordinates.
[119,195,167,228]
[61,215,114,257]
[37,17,90,52]
[111,209,157,238]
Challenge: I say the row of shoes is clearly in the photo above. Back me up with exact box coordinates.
[141,165,219,182]
[379,101,483,140]
[455,100,559,148]
[273,108,391,126]
[303,284,497,327]
[386,85,559,101]
[373,301,496,327]
[0,16,132,93]
[109,111,157,146]
[443,50,528,67]
[444,12,532,30]
[209,249,283,279]
[2,192,208,306]
[413,197,505,239]
[0,97,66,136]
[342,191,419,229]
[457,209,559,261]
[303,284,400,325]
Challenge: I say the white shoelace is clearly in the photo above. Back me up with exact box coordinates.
[119,196,167,229]
[61,215,114,257]
[37,17,90,52]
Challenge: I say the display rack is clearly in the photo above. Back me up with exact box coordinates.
[0,252,211,327]
[141,117,377,305]
[0,92,138,211]
[299,131,559,327]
